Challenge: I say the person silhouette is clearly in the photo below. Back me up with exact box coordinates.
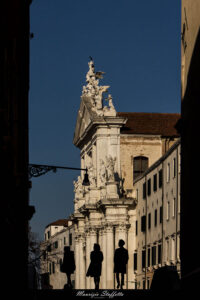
[86,243,103,290]
[62,246,76,288]
[114,239,129,289]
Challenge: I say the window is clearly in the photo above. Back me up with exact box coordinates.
[154,209,157,227]
[148,213,151,229]
[142,250,146,269]
[134,253,137,271]
[64,237,66,245]
[166,239,170,262]
[148,248,151,267]
[47,231,50,239]
[54,241,58,249]
[133,156,148,181]
[159,170,163,188]
[143,182,146,199]
[178,195,181,214]
[172,198,176,218]
[43,251,46,260]
[59,259,62,271]
[49,263,52,275]
[160,206,163,223]
[52,262,55,274]
[173,158,176,178]
[141,215,146,232]
[166,202,170,221]
[147,179,151,196]
[153,174,157,191]
[136,220,138,236]
[171,238,175,262]
[47,245,51,252]
[158,244,162,264]
[147,279,150,289]
[143,280,146,289]
[177,235,180,260]
[178,153,181,174]
[152,246,156,266]
[167,163,170,183]
[69,233,72,246]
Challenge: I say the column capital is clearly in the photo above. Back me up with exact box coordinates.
[105,223,114,233]
[115,223,130,233]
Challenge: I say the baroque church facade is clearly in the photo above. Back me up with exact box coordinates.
[72,60,180,289]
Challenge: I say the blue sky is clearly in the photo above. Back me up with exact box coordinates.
[29,0,181,239]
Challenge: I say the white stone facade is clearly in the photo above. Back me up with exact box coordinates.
[72,60,180,289]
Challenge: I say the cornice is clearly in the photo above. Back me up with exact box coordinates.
[74,116,127,148]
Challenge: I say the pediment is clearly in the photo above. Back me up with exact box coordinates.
[73,95,97,146]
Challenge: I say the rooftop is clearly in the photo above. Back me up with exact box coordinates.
[45,219,69,228]
[117,112,180,137]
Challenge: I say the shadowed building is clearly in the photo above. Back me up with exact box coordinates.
[1,0,32,293]
[179,0,200,288]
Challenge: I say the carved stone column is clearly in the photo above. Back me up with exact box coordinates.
[115,223,129,289]
[90,228,97,289]
[106,224,114,289]
[101,226,107,289]
[79,234,86,289]
[85,231,91,289]
[75,234,80,289]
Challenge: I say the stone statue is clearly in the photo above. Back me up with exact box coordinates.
[105,155,116,182]
[73,176,84,199]
[82,59,111,116]
[99,159,106,185]
[103,94,117,116]
[87,162,97,187]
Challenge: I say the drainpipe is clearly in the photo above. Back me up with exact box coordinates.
[175,146,179,272]
[161,163,164,267]
[145,175,147,288]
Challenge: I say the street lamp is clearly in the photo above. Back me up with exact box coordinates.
[28,164,90,186]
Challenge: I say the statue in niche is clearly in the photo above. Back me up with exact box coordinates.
[73,176,84,199]
[88,162,97,187]
[105,155,116,182]
[99,159,106,185]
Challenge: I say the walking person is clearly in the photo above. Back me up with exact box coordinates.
[86,243,103,290]
[61,246,76,288]
[114,239,129,289]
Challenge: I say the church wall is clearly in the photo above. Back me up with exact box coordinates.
[120,135,162,191]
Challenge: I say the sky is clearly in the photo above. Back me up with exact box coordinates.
[29,0,181,239]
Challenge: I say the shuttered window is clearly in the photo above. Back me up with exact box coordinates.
[133,156,148,181]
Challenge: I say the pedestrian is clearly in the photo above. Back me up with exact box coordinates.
[114,239,129,289]
[86,243,103,290]
[61,246,76,288]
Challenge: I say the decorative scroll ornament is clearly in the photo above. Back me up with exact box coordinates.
[82,59,116,116]
[29,164,57,178]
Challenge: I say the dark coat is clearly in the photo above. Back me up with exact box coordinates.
[114,247,129,274]
[62,250,76,274]
[86,250,103,277]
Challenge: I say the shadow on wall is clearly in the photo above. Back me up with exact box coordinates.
[177,27,200,284]
[150,266,181,292]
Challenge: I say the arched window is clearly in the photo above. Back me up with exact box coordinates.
[133,156,148,181]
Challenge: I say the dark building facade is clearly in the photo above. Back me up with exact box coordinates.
[1,0,32,293]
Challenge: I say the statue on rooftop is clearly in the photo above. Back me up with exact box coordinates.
[82,59,112,116]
